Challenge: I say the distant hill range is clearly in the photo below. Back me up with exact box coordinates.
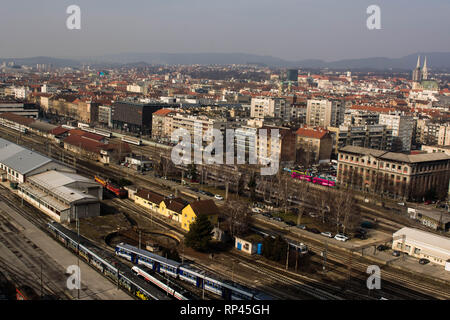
[2,52,450,70]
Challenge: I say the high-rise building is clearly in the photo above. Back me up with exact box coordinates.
[379,113,414,152]
[306,99,346,128]
[286,69,298,82]
[250,97,291,122]
[337,125,393,151]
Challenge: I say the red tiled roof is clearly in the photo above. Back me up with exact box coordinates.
[188,199,220,217]
[153,108,174,116]
[68,129,104,141]
[63,135,106,153]
[295,127,329,139]
[136,189,165,204]
[0,112,35,126]
[50,126,70,136]
[350,105,395,113]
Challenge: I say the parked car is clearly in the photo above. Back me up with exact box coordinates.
[419,258,430,265]
[309,212,318,218]
[308,228,321,234]
[392,251,401,257]
[355,228,367,235]
[214,194,224,200]
[334,234,349,242]
[296,224,307,230]
[251,208,263,213]
[377,245,390,251]
[321,232,333,238]
[262,212,272,218]
[361,221,374,229]
[272,217,283,222]
[285,221,296,227]
[205,191,214,197]
[354,233,368,240]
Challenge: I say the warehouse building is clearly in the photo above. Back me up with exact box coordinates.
[392,227,450,269]
[0,138,71,183]
[18,170,101,223]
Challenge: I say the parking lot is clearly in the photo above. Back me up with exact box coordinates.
[253,213,450,282]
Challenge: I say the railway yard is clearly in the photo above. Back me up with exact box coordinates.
[0,124,450,300]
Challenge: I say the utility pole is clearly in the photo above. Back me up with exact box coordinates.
[76,213,80,300]
[285,243,290,270]
[40,263,43,298]
[322,241,328,272]
[139,230,141,250]
[295,246,299,272]
[231,260,235,282]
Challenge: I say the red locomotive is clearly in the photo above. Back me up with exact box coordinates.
[94,175,127,198]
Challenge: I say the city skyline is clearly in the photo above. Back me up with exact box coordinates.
[0,0,449,61]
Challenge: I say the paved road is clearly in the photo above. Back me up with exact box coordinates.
[0,200,132,300]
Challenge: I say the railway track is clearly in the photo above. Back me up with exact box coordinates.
[252,222,450,300]
[1,126,448,300]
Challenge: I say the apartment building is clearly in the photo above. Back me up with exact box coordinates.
[151,108,175,140]
[379,113,414,152]
[306,99,346,128]
[343,109,379,126]
[295,127,332,164]
[337,146,450,200]
[337,125,393,151]
[250,97,291,122]
[169,113,229,142]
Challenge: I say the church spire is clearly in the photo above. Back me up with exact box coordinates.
[422,56,428,80]
[412,55,422,82]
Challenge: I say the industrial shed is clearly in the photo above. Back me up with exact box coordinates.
[0,138,72,183]
[392,227,450,269]
[18,170,101,223]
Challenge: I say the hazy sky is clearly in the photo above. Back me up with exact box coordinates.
[1,0,449,61]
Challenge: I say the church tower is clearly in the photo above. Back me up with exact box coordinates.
[422,56,428,80]
[412,55,422,82]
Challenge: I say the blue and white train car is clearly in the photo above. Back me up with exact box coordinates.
[178,265,205,287]
[115,243,180,278]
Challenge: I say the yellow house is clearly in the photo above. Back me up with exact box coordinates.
[181,199,220,232]
[135,189,165,212]
[159,198,187,223]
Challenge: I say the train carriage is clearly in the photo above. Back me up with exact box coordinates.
[94,175,108,187]
[121,136,142,146]
[47,222,171,301]
[115,243,180,278]
[115,243,272,301]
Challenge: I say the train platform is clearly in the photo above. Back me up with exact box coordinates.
[0,192,132,300]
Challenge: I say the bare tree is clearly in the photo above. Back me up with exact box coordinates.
[330,189,357,234]
[222,200,251,238]
[314,191,331,224]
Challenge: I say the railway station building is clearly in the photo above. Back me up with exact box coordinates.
[392,227,450,269]
[337,146,450,200]
[181,200,220,232]
[0,138,71,183]
[18,170,101,223]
